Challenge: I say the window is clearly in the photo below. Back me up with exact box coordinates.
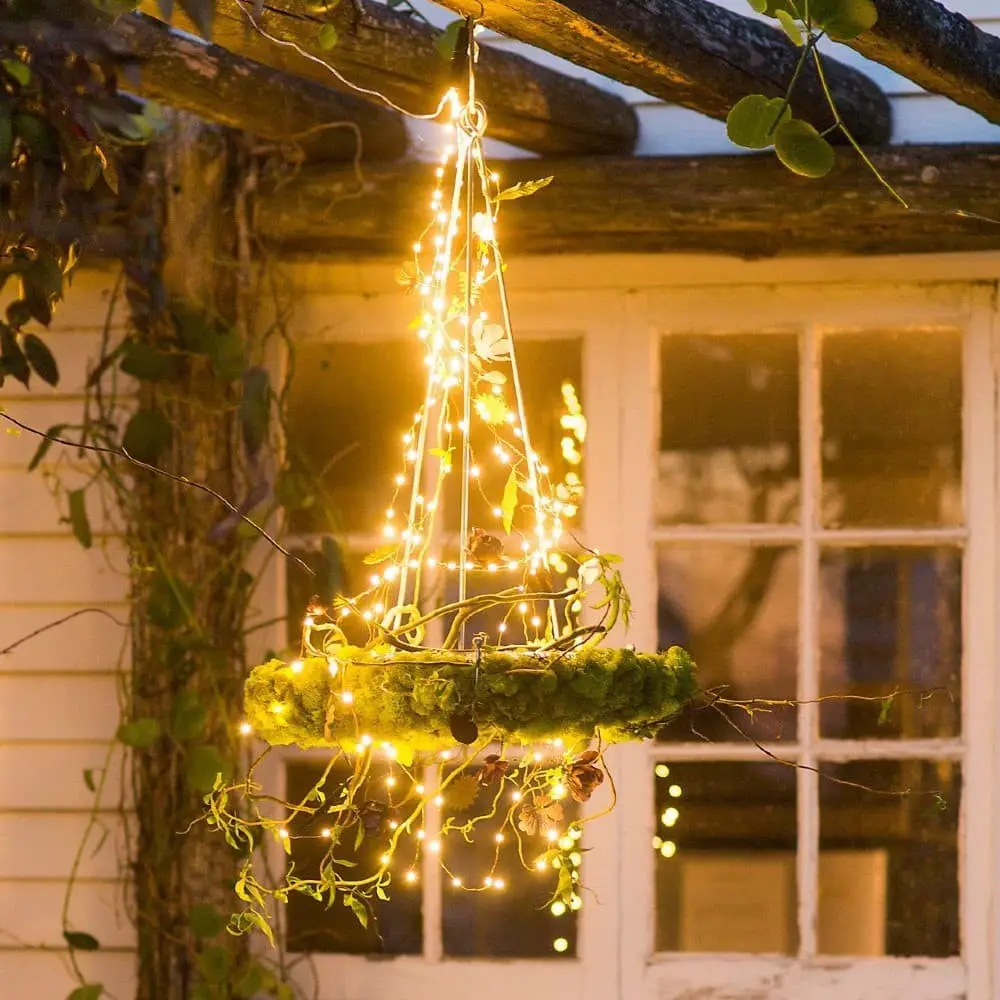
[268,275,997,1000]
[278,326,585,972]
[650,325,964,959]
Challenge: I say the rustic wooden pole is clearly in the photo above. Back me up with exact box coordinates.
[147,0,639,157]
[431,0,892,145]
[851,0,1000,126]
[254,146,1000,258]
[111,12,408,161]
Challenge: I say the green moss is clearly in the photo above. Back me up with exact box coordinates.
[245,645,698,752]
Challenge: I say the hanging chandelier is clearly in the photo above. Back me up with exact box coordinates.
[228,20,698,932]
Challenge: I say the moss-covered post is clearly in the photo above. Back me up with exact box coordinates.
[121,113,254,1000]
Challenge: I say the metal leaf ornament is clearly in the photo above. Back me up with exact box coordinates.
[517,794,564,836]
[477,754,513,786]
[566,750,605,803]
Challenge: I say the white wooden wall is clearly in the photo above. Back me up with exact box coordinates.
[0,270,136,997]
[406,0,1000,160]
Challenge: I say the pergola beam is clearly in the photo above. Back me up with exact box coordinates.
[431,0,891,145]
[851,0,1000,126]
[253,146,1000,258]
[165,0,639,157]
[110,12,407,161]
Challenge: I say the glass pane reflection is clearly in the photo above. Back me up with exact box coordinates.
[821,329,962,528]
[654,762,797,954]
[657,546,798,742]
[285,758,422,955]
[442,776,578,958]
[659,334,799,525]
[819,547,961,739]
[286,340,426,534]
[818,761,959,957]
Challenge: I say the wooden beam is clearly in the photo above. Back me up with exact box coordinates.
[108,12,407,161]
[431,0,891,145]
[254,146,1000,259]
[175,0,639,157]
[849,0,1000,126]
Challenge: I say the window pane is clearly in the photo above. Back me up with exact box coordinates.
[654,762,797,954]
[818,760,959,957]
[656,546,798,742]
[286,340,426,534]
[442,773,578,958]
[285,758,422,954]
[819,547,961,739]
[285,545,373,647]
[443,338,583,532]
[659,334,799,525]
[821,329,962,528]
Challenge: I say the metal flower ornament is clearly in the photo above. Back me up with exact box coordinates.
[212,22,698,940]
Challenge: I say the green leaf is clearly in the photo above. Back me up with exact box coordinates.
[239,368,270,458]
[178,0,214,37]
[435,19,464,61]
[501,467,518,535]
[810,0,877,40]
[171,690,207,741]
[775,9,803,44]
[747,0,767,10]
[2,59,31,87]
[496,176,554,202]
[83,768,97,793]
[363,543,398,565]
[0,324,29,385]
[0,110,12,163]
[725,94,790,149]
[774,118,836,178]
[345,894,369,928]
[318,24,338,50]
[148,571,192,629]
[122,408,173,464]
[234,965,265,999]
[481,370,506,385]
[67,986,103,1000]
[117,718,162,749]
[186,745,234,793]
[197,944,232,984]
[68,490,93,549]
[206,332,244,382]
[188,903,227,939]
[119,342,178,382]
[63,930,100,951]
[27,424,67,471]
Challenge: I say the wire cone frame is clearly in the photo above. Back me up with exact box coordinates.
[227,24,698,936]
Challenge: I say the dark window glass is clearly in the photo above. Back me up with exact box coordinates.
[285,758,422,955]
[819,548,961,739]
[821,329,962,528]
[818,761,959,957]
[653,762,797,954]
[659,334,799,525]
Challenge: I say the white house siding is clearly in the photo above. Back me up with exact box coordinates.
[0,269,136,998]
[404,0,1000,160]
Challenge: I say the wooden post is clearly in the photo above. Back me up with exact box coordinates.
[123,113,251,1000]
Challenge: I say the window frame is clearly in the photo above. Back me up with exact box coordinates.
[259,274,999,1000]
[612,281,997,1000]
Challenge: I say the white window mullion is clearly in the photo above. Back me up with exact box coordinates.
[960,285,998,1000]
[611,290,659,1000]
[797,322,822,961]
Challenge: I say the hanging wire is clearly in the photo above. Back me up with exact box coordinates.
[234,0,457,121]
[458,17,478,646]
